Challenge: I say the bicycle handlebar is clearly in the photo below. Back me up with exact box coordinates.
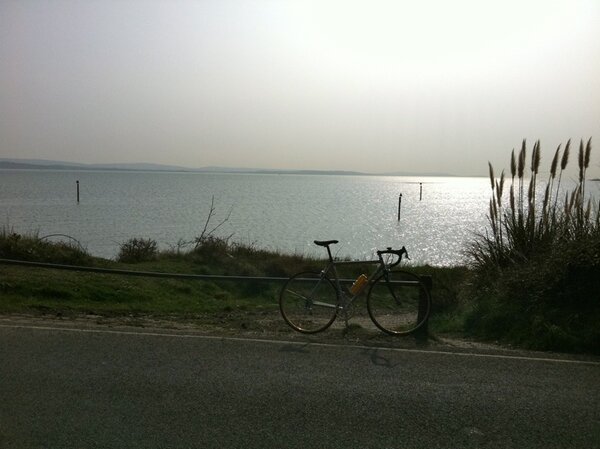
[376,246,409,267]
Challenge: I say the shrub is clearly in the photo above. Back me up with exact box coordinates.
[117,237,158,263]
[0,228,91,265]
[466,138,600,353]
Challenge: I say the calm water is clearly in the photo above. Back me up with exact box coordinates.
[3,170,594,266]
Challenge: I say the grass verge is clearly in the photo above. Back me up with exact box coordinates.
[0,231,464,339]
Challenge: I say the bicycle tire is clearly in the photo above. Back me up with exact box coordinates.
[279,271,338,333]
[366,270,431,335]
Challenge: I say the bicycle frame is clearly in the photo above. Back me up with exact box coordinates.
[319,254,396,309]
[321,260,384,306]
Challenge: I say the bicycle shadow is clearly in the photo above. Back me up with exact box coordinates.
[278,342,311,353]
[362,348,399,368]
[277,340,399,368]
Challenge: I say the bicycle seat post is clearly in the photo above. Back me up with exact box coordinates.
[325,245,333,262]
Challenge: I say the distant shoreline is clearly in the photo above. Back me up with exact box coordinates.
[0,160,456,177]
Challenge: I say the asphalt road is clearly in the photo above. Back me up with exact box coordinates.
[0,323,598,449]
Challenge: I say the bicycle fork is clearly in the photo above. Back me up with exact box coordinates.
[383,271,402,306]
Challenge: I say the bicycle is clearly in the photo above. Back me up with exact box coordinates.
[279,240,431,335]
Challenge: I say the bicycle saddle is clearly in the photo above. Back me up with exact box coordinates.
[314,240,338,246]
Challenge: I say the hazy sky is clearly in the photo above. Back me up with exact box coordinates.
[1,0,599,176]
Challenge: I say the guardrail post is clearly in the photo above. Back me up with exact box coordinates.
[415,274,432,342]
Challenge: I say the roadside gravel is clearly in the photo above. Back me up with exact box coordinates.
[1,311,597,363]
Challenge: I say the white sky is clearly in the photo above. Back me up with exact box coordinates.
[1,0,599,176]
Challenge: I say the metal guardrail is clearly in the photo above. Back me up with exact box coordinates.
[0,258,431,287]
[0,258,289,282]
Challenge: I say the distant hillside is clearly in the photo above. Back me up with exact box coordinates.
[0,159,192,172]
[0,158,455,177]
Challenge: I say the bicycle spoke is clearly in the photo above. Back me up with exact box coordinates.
[279,272,338,333]
[367,270,431,335]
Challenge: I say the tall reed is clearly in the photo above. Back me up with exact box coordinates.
[472,138,597,267]
[465,138,599,353]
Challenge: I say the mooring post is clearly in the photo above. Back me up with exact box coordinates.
[419,182,423,201]
[397,193,402,221]
[76,180,80,203]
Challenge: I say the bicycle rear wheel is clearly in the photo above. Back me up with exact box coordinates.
[367,270,431,335]
[279,271,338,333]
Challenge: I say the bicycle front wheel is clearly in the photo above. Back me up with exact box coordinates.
[279,271,338,333]
[367,270,431,335]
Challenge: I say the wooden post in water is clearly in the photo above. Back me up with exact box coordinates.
[419,182,423,201]
[76,180,80,203]
[397,194,402,221]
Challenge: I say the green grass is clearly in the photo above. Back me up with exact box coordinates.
[0,264,282,317]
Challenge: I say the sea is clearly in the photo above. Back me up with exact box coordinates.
[1,170,597,266]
